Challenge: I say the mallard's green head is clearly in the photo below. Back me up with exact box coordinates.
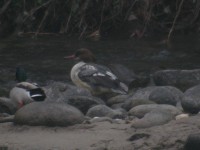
[15,67,27,82]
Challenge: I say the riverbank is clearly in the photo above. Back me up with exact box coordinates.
[0,115,200,150]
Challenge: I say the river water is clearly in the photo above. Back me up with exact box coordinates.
[0,34,200,89]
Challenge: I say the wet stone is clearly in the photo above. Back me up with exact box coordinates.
[131,109,175,129]
[14,102,84,126]
[181,84,200,114]
[122,98,155,111]
[86,104,127,119]
[66,95,105,114]
[128,104,182,118]
[149,86,183,106]
[153,69,200,91]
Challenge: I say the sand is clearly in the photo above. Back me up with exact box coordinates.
[0,121,133,150]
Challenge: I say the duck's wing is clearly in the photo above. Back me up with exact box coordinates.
[16,82,37,90]
[78,63,128,94]
[16,82,46,101]
[28,88,46,101]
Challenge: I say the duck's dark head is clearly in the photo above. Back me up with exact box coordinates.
[65,48,96,63]
[15,67,27,82]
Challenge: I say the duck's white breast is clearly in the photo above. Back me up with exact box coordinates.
[70,62,91,89]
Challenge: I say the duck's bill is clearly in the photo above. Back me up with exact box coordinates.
[64,55,75,59]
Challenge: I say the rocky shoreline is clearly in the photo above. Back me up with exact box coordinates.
[1,68,200,149]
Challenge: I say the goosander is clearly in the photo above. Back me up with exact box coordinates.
[65,48,128,96]
[9,82,46,109]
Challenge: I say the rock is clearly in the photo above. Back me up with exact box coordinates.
[153,69,200,91]
[44,81,111,110]
[128,104,182,118]
[131,109,174,128]
[107,94,129,106]
[185,133,200,150]
[14,102,84,126]
[181,84,200,114]
[114,108,128,119]
[0,113,11,117]
[130,72,150,89]
[176,114,189,120]
[122,99,155,111]
[66,96,105,114]
[108,64,137,87]
[0,97,17,114]
[123,86,183,110]
[110,103,124,109]
[44,81,91,101]
[86,105,126,119]
[0,87,9,97]
[108,64,150,89]
[89,117,113,124]
[128,86,158,100]
[149,86,183,106]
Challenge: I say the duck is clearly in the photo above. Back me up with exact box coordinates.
[65,48,128,97]
[9,82,46,109]
[15,67,27,82]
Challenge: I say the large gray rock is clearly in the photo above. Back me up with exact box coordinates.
[181,84,200,114]
[129,104,182,118]
[149,86,183,106]
[0,97,17,114]
[86,105,127,119]
[153,69,200,91]
[67,96,105,114]
[123,86,182,110]
[44,81,91,101]
[108,64,150,89]
[14,102,84,126]
[111,103,124,109]
[131,109,174,128]
[121,86,160,111]
[128,86,158,100]
[122,99,155,111]
[107,94,129,106]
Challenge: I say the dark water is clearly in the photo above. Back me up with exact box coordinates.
[0,34,200,87]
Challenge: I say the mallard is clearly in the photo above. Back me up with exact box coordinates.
[15,67,27,82]
[9,82,46,108]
